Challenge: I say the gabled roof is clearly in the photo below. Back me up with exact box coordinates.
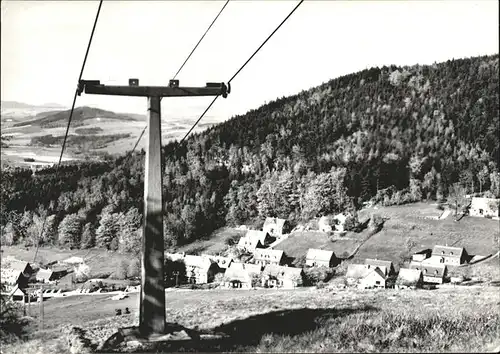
[225,262,262,282]
[409,262,446,277]
[364,259,394,272]
[254,249,284,262]
[0,268,23,284]
[346,264,371,279]
[237,235,263,250]
[165,252,185,262]
[183,255,215,271]
[262,264,303,279]
[263,218,287,233]
[396,268,422,285]
[470,197,499,209]
[306,249,335,262]
[6,259,31,273]
[245,230,270,244]
[363,267,385,280]
[206,255,233,269]
[432,245,465,259]
[36,268,54,281]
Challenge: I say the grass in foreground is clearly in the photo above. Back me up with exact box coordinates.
[3,286,499,353]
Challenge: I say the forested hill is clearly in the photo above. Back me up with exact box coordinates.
[1,54,499,252]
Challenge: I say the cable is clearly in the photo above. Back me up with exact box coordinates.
[178,0,304,144]
[172,0,230,82]
[130,0,230,153]
[32,0,104,264]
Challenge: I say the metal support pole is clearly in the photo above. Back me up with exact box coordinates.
[139,96,165,336]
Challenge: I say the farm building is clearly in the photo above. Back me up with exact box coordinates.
[246,230,275,246]
[395,268,423,289]
[262,217,291,237]
[165,252,186,262]
[332,213,348,232]
[223,262,262,288]
[253,249,285,266]
[183,255,220,284]
[469,197,499,218]
[36,268,55,283]
[49,265,71,281]
[262,264,304,289]
[410,262,447,284]
[364,259,396,276]
[358,267,386,289]
[430,245,468,265]
[412,249,432,262]
[305,249,337,268]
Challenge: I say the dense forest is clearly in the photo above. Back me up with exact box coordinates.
[1,54,499,253]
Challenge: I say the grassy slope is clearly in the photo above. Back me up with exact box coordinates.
[5,286,500,353]
[169,227,247,255]
[276,202,498,268]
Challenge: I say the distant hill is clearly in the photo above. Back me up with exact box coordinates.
[1,101,38,109]
[13,106,140,128]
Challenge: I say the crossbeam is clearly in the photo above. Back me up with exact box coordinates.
[78,80,229,98]
[79,78,229,337]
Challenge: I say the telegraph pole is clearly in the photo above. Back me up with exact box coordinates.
[78,79,229,336]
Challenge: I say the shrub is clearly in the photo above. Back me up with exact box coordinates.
[303,266,335,286]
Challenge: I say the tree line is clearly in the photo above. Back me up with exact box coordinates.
[1,54,498,252]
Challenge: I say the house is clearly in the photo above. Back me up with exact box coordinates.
[36,268,55,283]
[49,265,71,281]
[262,217,291,237]
[253,248,285,266]
[165,252,186,262]
[469,197,499,218]
[358,267,386,289]
[246,230,274,246]
[183,255,220,284]
[237,233,266,253]
[305,249,338,268]
[412,249,432,262]
[224,262,262,288]
[395,268,423,289]
[207,255,233,269]
[332,213,348,232]
[1,259,34,288]
[430,245,468,265]
[345,264,372,286]
[364,259,396,276]
[262,264,304,289]
[409,262,447,284]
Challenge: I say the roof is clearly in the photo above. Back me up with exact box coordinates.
[432,245,465,259]
[306,249,335,262]
[245,230,270,244]
[237,235,262,250]
[262,264,303,279]
[183,255,215,271]
[346,264,372,279]
[36,268,53,281]
[207,255,233,268]
[363,267,385,281]
[409,262,446,277]
[165,252,186,262]
[60,256,84,264]
[4,259,31,273]
[263,218,287,232]
[0,268,23,284]
[254,249,284,262]
[396,268,422,285]
[470,197,499,209]
[225,263,262,282]
[365,259,394,271]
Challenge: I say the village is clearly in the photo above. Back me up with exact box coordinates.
[2,196,498,309]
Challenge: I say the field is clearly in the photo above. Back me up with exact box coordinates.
[4,285,500,353]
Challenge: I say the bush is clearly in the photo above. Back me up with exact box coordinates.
[304,266,335,286]
[0,285,32,344]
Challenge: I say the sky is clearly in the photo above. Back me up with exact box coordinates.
[1,0,499,122]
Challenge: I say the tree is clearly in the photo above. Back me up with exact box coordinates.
[115,259,129,280]
[81,222,95,249]
[447,183,468,218]
[127,258,140,279]
[57,213,83,248]
[95,211,121,250]
[477,165,489,194]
